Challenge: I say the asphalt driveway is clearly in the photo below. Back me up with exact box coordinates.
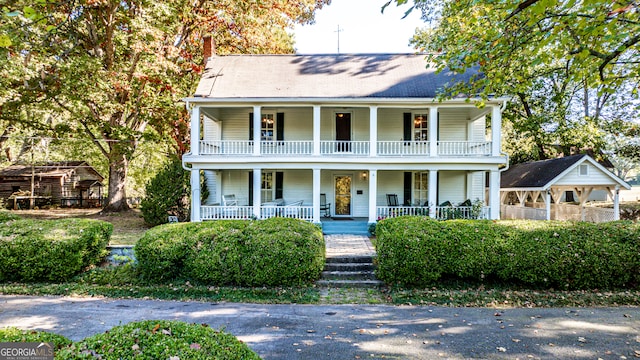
[0,295,638,359]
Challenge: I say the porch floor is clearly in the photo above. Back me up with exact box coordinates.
[324,234,376,258]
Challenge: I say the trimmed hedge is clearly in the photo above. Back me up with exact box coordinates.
[0,327,72,350]
[0,218,113,282]
[135,218,325,286]
[56,320,261,359]
[376,217,640,290]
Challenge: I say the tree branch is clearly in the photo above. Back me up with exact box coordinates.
[505,0,540,21]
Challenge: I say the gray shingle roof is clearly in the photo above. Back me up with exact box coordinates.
[500,154,587,189]
[194,54,479,99]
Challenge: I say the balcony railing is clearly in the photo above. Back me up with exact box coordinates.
[260,141,313,155]
[320,141,369,155]
[376,206,489,220]
[438,141,491,156]
[377,141,430,156]
[198,140,492,157]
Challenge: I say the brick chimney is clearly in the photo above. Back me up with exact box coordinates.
[203,35,215,64]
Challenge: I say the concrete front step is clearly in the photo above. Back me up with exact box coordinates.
[316,279,384,288]
[324,262,375,272]
[321,270,378,280]
[325,255,374,264]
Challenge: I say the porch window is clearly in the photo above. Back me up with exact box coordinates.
[413,114,428,141]
[261,114,275,141]
[261,172,274,202]
[413,172,429,206]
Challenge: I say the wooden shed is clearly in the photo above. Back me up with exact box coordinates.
[0,161,104,209]
[500,154,630,222]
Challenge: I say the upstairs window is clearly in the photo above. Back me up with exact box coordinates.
[413,114,428,141]
[578,164,588,176]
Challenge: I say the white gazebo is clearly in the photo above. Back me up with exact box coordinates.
[500,154,631,222]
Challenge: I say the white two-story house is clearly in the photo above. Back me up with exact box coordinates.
[183,39,509,224]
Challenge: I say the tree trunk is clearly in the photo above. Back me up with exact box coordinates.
[102,151,130,212]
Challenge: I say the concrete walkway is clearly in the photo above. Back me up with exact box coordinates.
[1,295,639,359]
[324,234,376,258]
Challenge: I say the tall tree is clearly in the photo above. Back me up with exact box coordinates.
[1,0,328,212]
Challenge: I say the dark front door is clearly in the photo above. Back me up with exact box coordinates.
[335,112,351,152]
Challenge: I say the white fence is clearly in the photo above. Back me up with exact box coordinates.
[501,204,617,223]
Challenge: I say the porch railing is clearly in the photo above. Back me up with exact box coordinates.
[201,205,254,220]
[260,141,313,155]
[200,140,253,155]
[377,206,489,220]
[320,141,369,155]
[438,141,492,156]
[201,205,314,221]
[377,141,430,156]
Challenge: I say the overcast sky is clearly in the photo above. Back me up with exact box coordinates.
[293,0,425,54]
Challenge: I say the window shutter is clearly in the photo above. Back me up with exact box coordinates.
[275,172,284,199]
[403,112,412,143]
[403,172,412,206]
[248,171,254,206]
[249,113,254,141]
[276,113,284,141]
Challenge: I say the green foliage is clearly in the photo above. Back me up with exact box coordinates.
[140,157,191,226]
[0,219,112,282]
[376,217,640,289]
[56,320,260,360]
[136,218,325,286]
[0,211,19,222]
[0,327,72,350]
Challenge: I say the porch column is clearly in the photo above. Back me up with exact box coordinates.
[428,170,438,218]
[313,168,321,223]
[545,189,551,220]
[313,106,321,156]
[369,106,378,157]
[429,107,438,156]
[491,105,502,157]
[253,105,261,156]
[614,185,620,221]
[489,170,500,219]
[215,171,222,205]
[253,168,261,218]
[190,105,200,156]
[368,169,378,223]
[190,168,201,222]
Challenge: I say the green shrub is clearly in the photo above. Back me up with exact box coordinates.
[136,218,325,286]
[0,218,112,282]
[376,217,640,289]
[0,327,72,350]
[140,157,191,226]
[56,320,260,360]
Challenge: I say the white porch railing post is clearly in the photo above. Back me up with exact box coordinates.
[614,185,620,221]
[313,105,321,156]
[369,106,377,157]
[190,105,200,156]
[253,106,261,156]
[253,168,261,219]
[429,107,438,157]
[368,169,377,223]
[489,170,500,220]
[191,168,201,222]
[491,105,502,157]
[313,168,321,223]
[428,170,438,218]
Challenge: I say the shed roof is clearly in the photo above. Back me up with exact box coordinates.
[194,54,480,99]
[0,161,104,182]
[500,154,630,190]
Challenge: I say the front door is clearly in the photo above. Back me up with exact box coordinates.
[334,175,352,216]
[335,112,351,152]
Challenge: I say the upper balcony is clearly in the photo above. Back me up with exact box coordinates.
[198,140,492,157]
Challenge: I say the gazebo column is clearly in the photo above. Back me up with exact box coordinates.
[613,185,620,221]
[544,189,551,221]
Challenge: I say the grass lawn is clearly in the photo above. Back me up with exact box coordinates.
[10,208,149,245]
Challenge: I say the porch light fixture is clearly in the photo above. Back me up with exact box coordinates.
[361,171,367,180]
[262,117,273,125]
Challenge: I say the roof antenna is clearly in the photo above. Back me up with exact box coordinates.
[335,24,343,54]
